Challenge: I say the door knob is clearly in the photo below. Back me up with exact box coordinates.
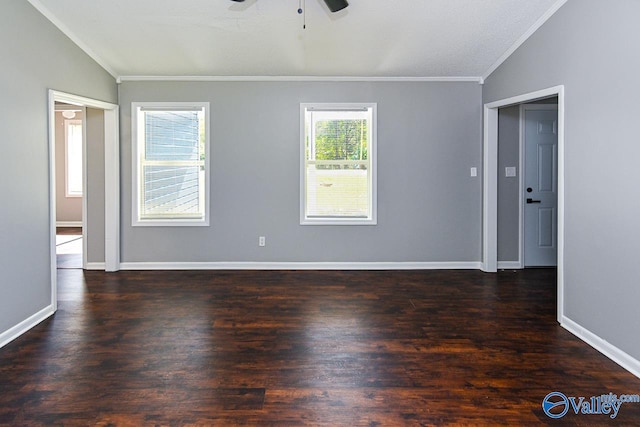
[526,198,541,204]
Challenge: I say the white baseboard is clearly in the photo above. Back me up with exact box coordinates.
[56,221,82,227]
[0,305,55,349]
[497,261,522,269]
[561,316,640,379]
[119,261,483,271]
[85,262,106,270]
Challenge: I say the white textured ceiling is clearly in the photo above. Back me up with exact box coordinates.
[29,0,565,79]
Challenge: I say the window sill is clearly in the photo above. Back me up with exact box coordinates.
[300,218,377,226]
[133,219,209,227]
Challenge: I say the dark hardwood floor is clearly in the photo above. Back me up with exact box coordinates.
[1,269,639,425]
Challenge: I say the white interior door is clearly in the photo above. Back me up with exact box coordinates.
[523,107,558,267]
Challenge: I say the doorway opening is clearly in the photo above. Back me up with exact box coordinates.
[496,101,558,269]
[483,85,565,322]
[54,103,85,269]
[48,90,120,313]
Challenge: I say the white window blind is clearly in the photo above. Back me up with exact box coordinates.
[132,103,209,226]
[301,103,377,225]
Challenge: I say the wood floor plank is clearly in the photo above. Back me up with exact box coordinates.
[1,268,639,425]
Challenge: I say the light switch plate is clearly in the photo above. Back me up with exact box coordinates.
[470,167,477,177]
[505,167,517,177]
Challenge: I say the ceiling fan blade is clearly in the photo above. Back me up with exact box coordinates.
[323,0,348,12]
[229,0,348,13]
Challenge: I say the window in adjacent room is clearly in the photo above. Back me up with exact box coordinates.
[301,103,377,225]
[65,119,83,197]
[132,102,209,226]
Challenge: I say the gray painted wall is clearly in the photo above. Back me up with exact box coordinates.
[0,2,116,334]
[497,106,520,262]
[119,81,482,263]
[55,110,84,223]
[86,108,106,264]
[484,0,640,359]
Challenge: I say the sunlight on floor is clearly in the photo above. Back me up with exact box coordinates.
[56,228,82,269]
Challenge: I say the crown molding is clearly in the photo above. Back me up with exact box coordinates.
[116,75,484,84]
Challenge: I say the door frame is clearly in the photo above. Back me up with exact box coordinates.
[520,103,559,268]
[48,90,120,311]
[482,85,564,322]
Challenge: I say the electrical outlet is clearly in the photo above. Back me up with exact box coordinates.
[259,236,266,247]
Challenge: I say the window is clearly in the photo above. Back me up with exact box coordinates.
[301,103,377,225]
[132,102,209,226]
[65,119,83,197]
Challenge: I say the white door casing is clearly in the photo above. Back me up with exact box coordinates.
[482,85,564,323]
[49,90,120,313]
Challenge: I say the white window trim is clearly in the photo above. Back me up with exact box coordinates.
[64,119,83,198]
[300,102,377,225]
[131,102,210,227]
